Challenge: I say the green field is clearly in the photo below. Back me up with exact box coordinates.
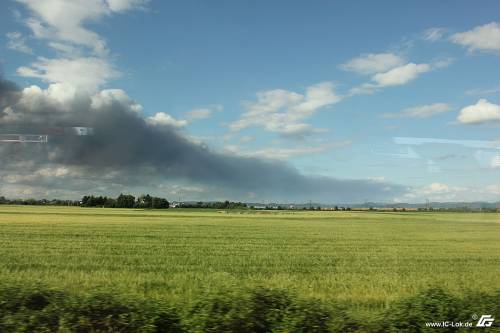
[1,205,499,331]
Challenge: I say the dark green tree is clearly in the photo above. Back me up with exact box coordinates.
[152,197,169,209]
[116,194,135,208]
[137,194,153,208]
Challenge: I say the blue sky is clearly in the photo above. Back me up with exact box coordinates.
[1,0,500,202]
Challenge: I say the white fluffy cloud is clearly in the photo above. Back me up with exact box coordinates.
[458,99,500,124]
[1,83,143,123]
[1,83,82,122]
[146,112,188,128]
[400,183,461,202]
[17,57,119,91]
[345,54,444,96]
[427,182,449,193]
[91,89,143,112]
[230,82,340,137]
[340,52,405,75]
[19,0,148,55]
[20,0,109,55]
[372,63,431,87]
[19,83,80,107]
[383,103,451,118]
[399,182,500,202]
[15,0,148,91]
[147,105,220,129]
[451,22,500,52]
[341,52,446,94]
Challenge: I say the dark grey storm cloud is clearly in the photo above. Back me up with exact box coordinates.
[0,76,20,110]
[0,77,404,202]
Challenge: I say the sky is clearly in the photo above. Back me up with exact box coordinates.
[0,0,499,203]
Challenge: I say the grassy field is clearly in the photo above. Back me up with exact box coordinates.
[1,205,499,303]
[0,205,499,331]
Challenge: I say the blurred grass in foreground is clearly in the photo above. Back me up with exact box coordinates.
[0,284,499,332]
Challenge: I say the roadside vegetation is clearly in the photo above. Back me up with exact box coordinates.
[1,284,499,332]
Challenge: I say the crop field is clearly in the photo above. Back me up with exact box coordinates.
[0,205,499,332]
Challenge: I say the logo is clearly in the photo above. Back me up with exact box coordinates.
[476,315,495,327]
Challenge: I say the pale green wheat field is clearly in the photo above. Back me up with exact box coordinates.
[0,205,499,308]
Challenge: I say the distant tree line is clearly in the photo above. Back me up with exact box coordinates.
[415,206,499,212]
[0,195,498,212]
[333,206,352,211]
[256,205,352,211]
[0,194,244,210]
[80,195,246,209]
[81,194,169,209]
[177,200,247,209]
[0,196,79,206]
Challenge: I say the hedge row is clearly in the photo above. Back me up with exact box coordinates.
[0,285,499,332]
